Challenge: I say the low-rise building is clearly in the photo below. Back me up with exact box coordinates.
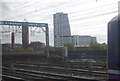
[54,35,97,47]
[29,41,45,51]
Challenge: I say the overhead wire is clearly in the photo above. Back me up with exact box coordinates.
[2,0,118,23]
[5,1,117,20]
[1,0,119,40]
[9,5,117,24]
[32,7,117,23]
[46,10,118,26]
[2,9,117,34]
[25,5,117,22]
[5,0,78,19]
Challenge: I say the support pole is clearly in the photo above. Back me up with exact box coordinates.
[45,25,49,62]
[63,46,68,74]
[22,22,29,48]
[11,32,15,49]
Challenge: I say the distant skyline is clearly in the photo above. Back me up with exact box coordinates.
[0,0,119,45]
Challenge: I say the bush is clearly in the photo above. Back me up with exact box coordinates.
[89,42,107,50]
[13,47,24,52]
[64,43,75,51]
[25,47,34,51]
[8,64,14,69]
[49,55,64,63]
[13,47,34,52]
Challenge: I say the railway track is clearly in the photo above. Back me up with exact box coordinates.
[2,61,108,81]
[3,61,104,71]
[12,63,107,77]
[2,75,26,81]
[2,67,106,81]
[3,62,107,76]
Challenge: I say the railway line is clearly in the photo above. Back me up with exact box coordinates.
[2,75,26,81]
[3,61,104,70]
[2,61,108,81]
[2,67,107,81]
[9,63,107,77]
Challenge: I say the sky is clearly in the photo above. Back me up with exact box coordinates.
[0,0,119,45]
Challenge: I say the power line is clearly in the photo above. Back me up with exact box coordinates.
[8,0,92,13]
[1,1,118,39]
[69,2,117,14]
[23,6,117,22]
[5,0,76,18]
[70,7,117,18]
[9,6,117,23]
[5,1,117,20]
[46,10,117,26]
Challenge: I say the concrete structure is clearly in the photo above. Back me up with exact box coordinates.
[29,41,45,51]
[0,21,49,57]
[53,12,97,47]
[79,36,92,47]
[54,12,71,47]
[73,35,97,47]
[22,22,29,48]
[60,36,73,45]
[54,34,97,47]
[73,35,80,47]
[91,37,97,43]
[11,32,15,49]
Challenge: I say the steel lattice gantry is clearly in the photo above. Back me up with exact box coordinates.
[0,21,49,57]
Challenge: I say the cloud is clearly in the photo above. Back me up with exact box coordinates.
[1,0,28,2]
[1,0,118,44]
[0,2,10,10]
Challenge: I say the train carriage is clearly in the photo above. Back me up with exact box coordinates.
[108,15,120,80]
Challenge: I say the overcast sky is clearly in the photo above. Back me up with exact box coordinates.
[0,0,119,45]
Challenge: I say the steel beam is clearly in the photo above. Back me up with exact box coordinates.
[45,25,49,59]
[0,20,49,57]
[0,21,48,27]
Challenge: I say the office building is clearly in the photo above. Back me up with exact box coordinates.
[79,36,92,47]
[72,35,97,47]
[73,35,80,47]
[53,12,97,47]
[54,12,71,47]
[91,37,97,43]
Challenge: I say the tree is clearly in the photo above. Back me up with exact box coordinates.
[100,43,107,50]
[64,43,75,51]
[89,42,107,50]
